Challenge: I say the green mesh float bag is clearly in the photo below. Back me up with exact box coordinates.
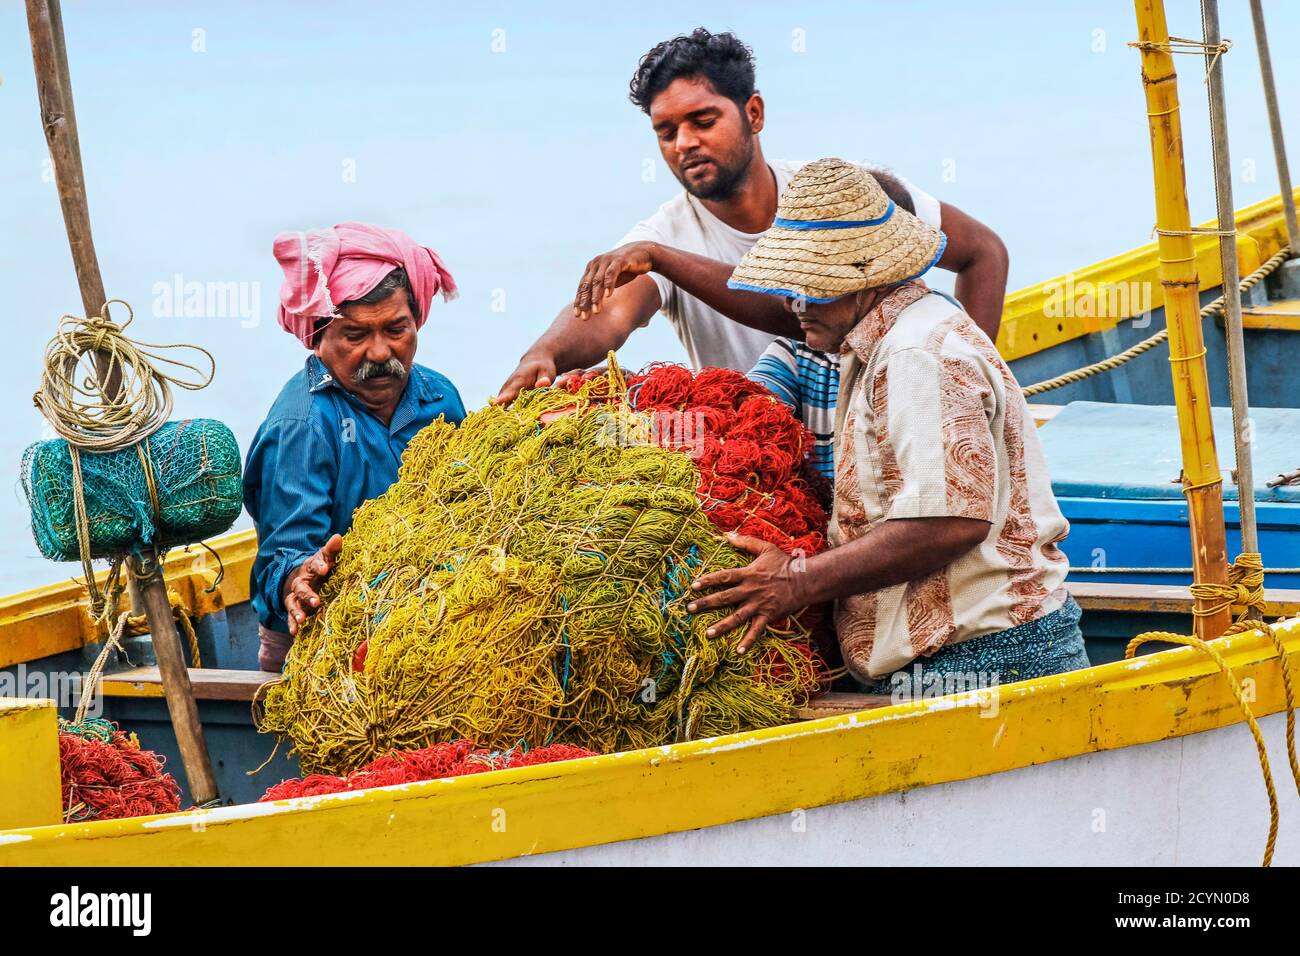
[21,418,243,561]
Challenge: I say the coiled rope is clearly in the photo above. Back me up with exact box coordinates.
[31,298,215,699]
[34,299,214,451]
[32,300,214,620]
[1126,552,1300,866]
[1022,248,1291,397]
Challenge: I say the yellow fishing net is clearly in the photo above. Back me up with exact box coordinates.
[259,369,823,774]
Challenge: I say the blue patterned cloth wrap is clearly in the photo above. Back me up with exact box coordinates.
[857,594,1090,698]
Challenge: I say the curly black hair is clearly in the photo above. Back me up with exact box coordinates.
[628,28,756,115]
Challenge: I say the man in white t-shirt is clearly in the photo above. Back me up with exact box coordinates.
[497,28,1008,402]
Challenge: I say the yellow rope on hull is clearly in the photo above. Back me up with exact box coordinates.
[1126,552,1300,866]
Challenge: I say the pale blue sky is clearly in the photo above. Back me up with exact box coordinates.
[3,1,1298,590]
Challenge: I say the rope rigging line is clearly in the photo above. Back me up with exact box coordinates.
[1022,248,1291,397]
[1154,226,1236,237]
[1069,565,1300,575]
[1128,35,1232,84]
[34,299,214,452]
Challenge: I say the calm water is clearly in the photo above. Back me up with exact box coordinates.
[3,0,1298,594]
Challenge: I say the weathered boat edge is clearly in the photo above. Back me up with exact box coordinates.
[2,620,1295,866]
[492,711,1299,866]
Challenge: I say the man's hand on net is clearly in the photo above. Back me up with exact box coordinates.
[283,534,343,635]
[687,532,809,654]
[495,355,560,406]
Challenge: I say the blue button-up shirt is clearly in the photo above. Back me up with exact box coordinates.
[243,354,466,631]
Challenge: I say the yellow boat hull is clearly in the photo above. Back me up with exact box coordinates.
[2,620,1296,866]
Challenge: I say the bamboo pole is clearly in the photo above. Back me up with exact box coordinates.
[26,0,220,804]
[1249,0,1299,254]
[1201,1,1259,577]
[1132,0,1232,639]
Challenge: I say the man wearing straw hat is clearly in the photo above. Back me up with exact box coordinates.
[687,160,1088,696]
[495,28,1008,404]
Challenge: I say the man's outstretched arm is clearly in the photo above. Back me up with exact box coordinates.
[936,201,1009,341]
[495,275,661,404]
[574,242,799,338]
[687,517,991,652]
[568,211,1007,347]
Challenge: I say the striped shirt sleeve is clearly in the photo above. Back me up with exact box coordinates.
[748,338,802,413]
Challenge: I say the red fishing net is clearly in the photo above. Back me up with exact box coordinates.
[261,740,598,801]
[567,363,836,670]
[58,719,182,822]
[568,363,829,550]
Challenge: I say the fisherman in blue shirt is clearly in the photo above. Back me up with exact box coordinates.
[244,222,465,671]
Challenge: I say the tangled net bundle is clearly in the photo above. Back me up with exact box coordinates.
[58,717,182,822]
[259,363,830,774]
[22,418,243,563]
[23,300,238,563]
[261,740,596,801]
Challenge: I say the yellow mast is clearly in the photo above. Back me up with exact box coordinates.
[1132,0,1231,639]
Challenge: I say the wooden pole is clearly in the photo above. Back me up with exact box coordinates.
[31,0,150,621]
[45,0,84,196]
[1201,0,1259,572]
[1249,0,1300,254]
[134,559,220,804]
[26,0,105,321]
[1132,0,1232,639]
[26,0,220,804]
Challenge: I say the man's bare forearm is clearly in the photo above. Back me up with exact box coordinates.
[954,252,1008,340]
[651,244,800,337]
[935,202,1009,341]
[522,305,627,371]
[523,276,660,370]
[797,517,990,606]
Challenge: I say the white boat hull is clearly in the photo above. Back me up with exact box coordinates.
[497,712,1300,866]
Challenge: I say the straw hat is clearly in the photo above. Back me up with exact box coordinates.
[728,158,947,302]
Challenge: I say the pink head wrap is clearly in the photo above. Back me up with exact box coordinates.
[273,221,458,347]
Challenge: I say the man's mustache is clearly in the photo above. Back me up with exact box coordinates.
[353,358,407,385]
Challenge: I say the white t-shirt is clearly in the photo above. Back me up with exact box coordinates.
[618,158,943,372]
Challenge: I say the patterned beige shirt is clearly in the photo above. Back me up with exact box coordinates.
[830,282,1070,680]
